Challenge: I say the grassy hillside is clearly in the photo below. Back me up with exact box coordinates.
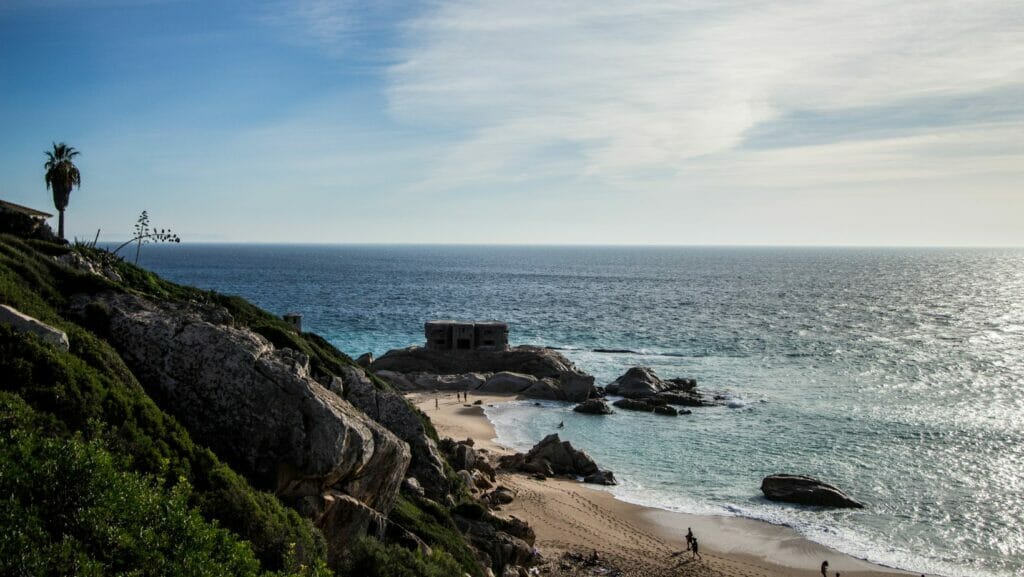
[0,235,481,577]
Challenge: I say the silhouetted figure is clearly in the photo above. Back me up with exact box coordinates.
[557,420,564,429]
[685,527,693,551]
[435,397,439,409]
[821,560,829,577]
[691,537,702,560]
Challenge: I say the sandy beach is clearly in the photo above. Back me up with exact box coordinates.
[412,392,911,577]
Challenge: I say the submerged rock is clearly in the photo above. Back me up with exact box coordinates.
[760,474,865,508]
[583,470,617,485]
[653,405,679,416]
[573,399,613,415]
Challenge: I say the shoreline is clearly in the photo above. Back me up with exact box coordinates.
[412,391,912,577]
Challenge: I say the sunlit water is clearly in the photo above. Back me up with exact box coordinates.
[139,245,1024,577]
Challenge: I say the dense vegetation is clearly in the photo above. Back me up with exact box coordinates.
[0,234,481,576]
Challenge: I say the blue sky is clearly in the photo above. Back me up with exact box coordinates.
[2,0,1023,245]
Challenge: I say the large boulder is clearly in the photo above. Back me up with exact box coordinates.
[70,292,412,545]
[339,365,450,501]
[500,435,614,486]
[0,304,69,351]
[760,474,865,508]
[605,366,674,398]
[573,399,613,415]
[524,434,598,477]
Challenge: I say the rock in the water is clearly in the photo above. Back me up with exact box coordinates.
[0,304,69,351]
[583,470,617,485]
[612,398,655,412]
[652,391,705,407]
[573,399,613,415]
[605,366,676,398]
[653,405,679,416]
[760,474,864,508]
[524,434,599,477]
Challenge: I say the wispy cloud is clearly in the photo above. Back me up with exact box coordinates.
[385,0,1024,186]
[260,0,414,58]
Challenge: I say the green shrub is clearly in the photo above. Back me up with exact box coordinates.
[339,537,465,577]
[0,326,326,571]
[0,393,263,577]
[388,497,484,577]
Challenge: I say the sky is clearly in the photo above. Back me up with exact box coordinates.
[1,0,1023,245]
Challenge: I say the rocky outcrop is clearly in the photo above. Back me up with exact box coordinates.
[499,434,615,485]
[452,503,535,575]
[370,345,595,402]
[372,345,580,378]
[605,366,676,398]
[573,399,613,415]
[339,365,450,501]
[606,366,708,405]
[55,251,122,283]
[70,291,412,552]
[0,304,69,351]
[760,474,865,508]
[479,372,540,394]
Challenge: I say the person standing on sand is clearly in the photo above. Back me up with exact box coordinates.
[685,527,693,551]
[691,537,702,560]
[821,560,829,577]
[435,397,439,409]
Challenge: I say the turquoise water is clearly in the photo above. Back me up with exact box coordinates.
[139,245,1024,577]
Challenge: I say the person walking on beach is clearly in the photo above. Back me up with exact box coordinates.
[821,560,829,577]
[691,537,702,561]
[685,527,693,551]
[435,397,439,409]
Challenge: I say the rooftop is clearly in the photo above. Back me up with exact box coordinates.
[0,199,53,219]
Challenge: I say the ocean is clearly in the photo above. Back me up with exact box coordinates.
[137,244,1024,577]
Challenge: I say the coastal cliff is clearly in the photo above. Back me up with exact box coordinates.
[0,235,528,577]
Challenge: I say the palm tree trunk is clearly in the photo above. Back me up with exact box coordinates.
[58,209,65,240]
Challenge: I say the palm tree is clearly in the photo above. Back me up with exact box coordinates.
[44,142,81,240]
